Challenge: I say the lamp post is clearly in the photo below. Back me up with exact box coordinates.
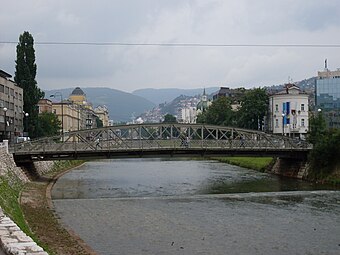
[3,107,8,140]
[281,113,285,136]
[50,92,64,140]
[24,112,29,136]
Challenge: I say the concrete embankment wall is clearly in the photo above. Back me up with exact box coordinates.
[0,147,51,255]
[269,158,309,180]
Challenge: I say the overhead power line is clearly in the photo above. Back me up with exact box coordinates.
[0,41,339,48]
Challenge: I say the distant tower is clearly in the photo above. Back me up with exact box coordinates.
[202,88,207,101]
[196,88,210,113]
[325,58,328,70]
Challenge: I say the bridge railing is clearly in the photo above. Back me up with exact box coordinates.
[12,123,312,155]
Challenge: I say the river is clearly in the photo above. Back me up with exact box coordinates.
[51,158,340,255]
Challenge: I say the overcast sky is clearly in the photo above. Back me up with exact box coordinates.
[1,0,340,92]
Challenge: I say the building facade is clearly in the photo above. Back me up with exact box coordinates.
[315,68,340,128]
[0,70,24,142]
[268,84,309,138]
[94,105,109,127]
[52,101,84,133]
[38,99,53,113]
[178,107,197,123]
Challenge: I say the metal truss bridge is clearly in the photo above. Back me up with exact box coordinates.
[12,123,312,164]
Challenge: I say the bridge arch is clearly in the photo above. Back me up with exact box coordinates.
[12,123,312,163]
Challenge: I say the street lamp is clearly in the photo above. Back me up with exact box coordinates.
[24,112,29,136]
[50,92,64,139]
[281,113,285,136]
[3,107,8,140]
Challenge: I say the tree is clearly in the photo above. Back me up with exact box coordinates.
[163,114,177,123]
[308,128,340,180]
[96,117,103,128]
[162,114,177,138]
[14,31,44,138]
[236,88,268,130]
[199,97,234,126]
[196,111,207,124]
[35,112,61,137]
[308,111,327,145]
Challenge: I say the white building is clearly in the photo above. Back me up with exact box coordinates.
[178,107,197,123]
[268,84,309,138]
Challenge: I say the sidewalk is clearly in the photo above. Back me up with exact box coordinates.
[0,207,48,255]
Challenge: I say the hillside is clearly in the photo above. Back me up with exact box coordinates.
[132,87,219,105]
[44,87,155,122]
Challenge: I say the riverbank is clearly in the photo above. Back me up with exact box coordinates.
[0,154,96,255]
[212,156,340,186]
[19,160,97,255]
[211,157,274,172]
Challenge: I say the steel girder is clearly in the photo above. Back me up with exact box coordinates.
[11,123,312,160]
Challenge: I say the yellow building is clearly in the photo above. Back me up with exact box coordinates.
[69,87,86,105]
[52,102,81,133]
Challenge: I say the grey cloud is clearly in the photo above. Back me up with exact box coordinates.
[1,0,340,91]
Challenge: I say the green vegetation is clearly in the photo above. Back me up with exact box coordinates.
[36,112,62,137]
[96,116,103,128]
[307,112,340,181]
[0,174,29,233]
[212,157,274,172]
[236,88,268,130]
[0,160,85,254]
[163,113,177,123]
[197,87,268,130]
[197,96,233,125]
[15,31,45,138]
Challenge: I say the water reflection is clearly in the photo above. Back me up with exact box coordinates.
[52,158,336,200]
[52,159,340,255]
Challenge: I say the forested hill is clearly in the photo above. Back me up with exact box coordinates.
[44,87,155,122]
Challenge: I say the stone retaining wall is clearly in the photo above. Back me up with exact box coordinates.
[0,208,48,255]
[0,148,29,183]
[0,148,53,255]
[33,161,55,176]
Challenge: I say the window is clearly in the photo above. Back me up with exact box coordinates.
[4,86,9,94]
[301,119,305,127]
[301,104,305,111]
[275,119,279,127]
[10,88,14,96]
[275,104,278,112]
[0,84,4,93]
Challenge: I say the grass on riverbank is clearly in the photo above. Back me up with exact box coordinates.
[1,160,89,255]
[211,157,274,172]
[0,173,55,253]
[0,174,29,233]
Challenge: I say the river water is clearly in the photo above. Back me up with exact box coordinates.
[51,159,340,255]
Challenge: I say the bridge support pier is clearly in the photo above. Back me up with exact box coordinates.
[270,158,309,179]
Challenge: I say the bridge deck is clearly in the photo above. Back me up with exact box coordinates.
[11,123,312,163]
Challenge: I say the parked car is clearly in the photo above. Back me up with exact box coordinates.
[16,136,30,143]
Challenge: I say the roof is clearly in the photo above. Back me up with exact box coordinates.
[70,87,85,96]
[0,69,12,79]
[271,84,308,96]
